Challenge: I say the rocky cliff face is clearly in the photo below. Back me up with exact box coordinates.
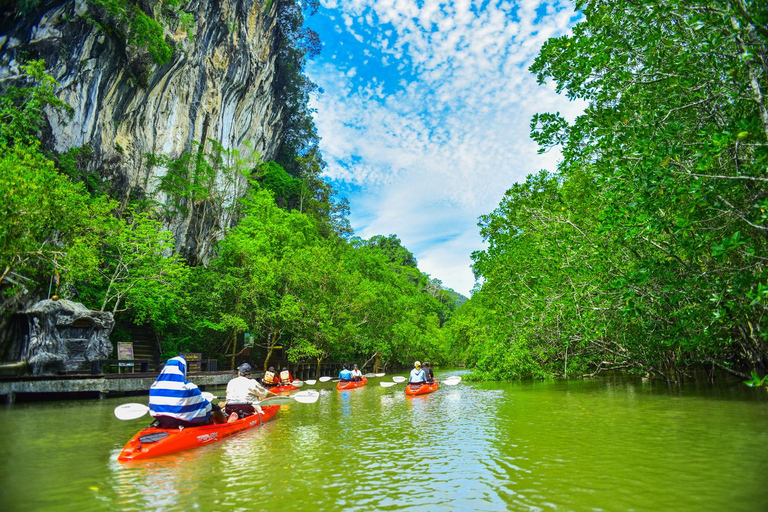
[0,0,285,263]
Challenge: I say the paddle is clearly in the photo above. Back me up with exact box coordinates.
[362,372,385,378]
[259,390,320,406]
[204,391,319,406]
[380,376,406,388]
[291,380,304,387]
[318,376,333,382]
[114,391,224,420]
[114,403,150,420]
[304,379,317,385]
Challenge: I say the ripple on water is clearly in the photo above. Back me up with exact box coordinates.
[3,375,766,511]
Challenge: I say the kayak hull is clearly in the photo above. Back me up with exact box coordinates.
[117,405,280,461]
[336,377,367,390]
[268,384,298,393]
[405,382,439,395]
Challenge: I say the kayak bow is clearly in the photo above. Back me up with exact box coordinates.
[405,381,439,396]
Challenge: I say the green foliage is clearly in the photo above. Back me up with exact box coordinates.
[160,184,453,370]
[366,235,418,269]
[452,0,768,381]
[0,33,455,374]
[58,145,103,197]
[257,161,302,209]
[85,0,194,66]
[272,0,323,176]
[0,61,111,316]
[0,60,70,147]
[744,370,767,388]
[145,139,259,264]
[0,62,190,341]
[65,209,190,328]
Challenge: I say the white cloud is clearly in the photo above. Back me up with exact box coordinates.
[311,1,585,296]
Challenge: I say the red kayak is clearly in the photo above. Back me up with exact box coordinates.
[337,377,367,390]
[268,384,298,393]
[405,381,439,396]
[117,406,280,461]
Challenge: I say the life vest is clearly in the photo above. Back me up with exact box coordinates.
[263,370,276,385]
[280,369,291,383]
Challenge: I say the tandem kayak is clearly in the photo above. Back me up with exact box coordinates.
[337,377,367,390]
[117,405,280,461]
[267,384,299,393]
[405,381,439,396]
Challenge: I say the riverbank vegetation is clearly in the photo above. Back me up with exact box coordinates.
[0,54,463,372]
[6,1,766,384]
[448,0,768,382]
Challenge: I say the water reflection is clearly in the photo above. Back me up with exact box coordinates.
[1,374,766,511]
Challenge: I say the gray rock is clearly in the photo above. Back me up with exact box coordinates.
[23,299,114,375]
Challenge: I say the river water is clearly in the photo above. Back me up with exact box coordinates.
[1,371,766,511]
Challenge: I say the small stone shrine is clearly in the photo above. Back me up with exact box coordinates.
[19,299,115,375]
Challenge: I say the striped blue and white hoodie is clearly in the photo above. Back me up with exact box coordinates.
[148,356,212,423]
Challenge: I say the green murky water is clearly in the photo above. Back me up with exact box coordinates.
[1,372,766,511]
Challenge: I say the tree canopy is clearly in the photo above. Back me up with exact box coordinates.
[448,0,768,382]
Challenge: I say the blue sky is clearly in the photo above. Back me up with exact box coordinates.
[305,0,586,296]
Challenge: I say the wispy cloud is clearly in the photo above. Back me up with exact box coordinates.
[308,1,585,295]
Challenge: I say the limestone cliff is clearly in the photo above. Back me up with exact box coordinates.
[0,0,285,263]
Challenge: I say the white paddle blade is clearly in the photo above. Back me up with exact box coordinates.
[201,392,216,401]
[318,376,332,382]
[392,376,407,383]
[291,380,304,387]
[443,376,462,385]
[114,403,149,420]
[375,373,386,377]
[292,390,320,404]
[380,382,397,387]
[304,379,317,385]
[363,373,377,378]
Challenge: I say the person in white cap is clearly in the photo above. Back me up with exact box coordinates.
[409,361,427,384]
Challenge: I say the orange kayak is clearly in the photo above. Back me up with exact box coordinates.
[336,377,367,390]
[117,405,280,461]
[405,382,439,396]
[268,384,299,393]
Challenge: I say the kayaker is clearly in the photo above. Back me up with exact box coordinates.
[224,363,274,419]
[423,361,435,383]
[351,363,363,381]
[262,366,278,388]
[279,367,293,385]
[148,355,227,429]
[338,363,353,381]
[409,361,427,384]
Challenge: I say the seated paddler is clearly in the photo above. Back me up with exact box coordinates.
[262,366,278,388]
[408,360,427,385]
[148,355,227,429]
[224,363,275,419]
[338,363,353,381]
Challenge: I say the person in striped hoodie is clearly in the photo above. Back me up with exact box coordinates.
[148,355,226,429]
